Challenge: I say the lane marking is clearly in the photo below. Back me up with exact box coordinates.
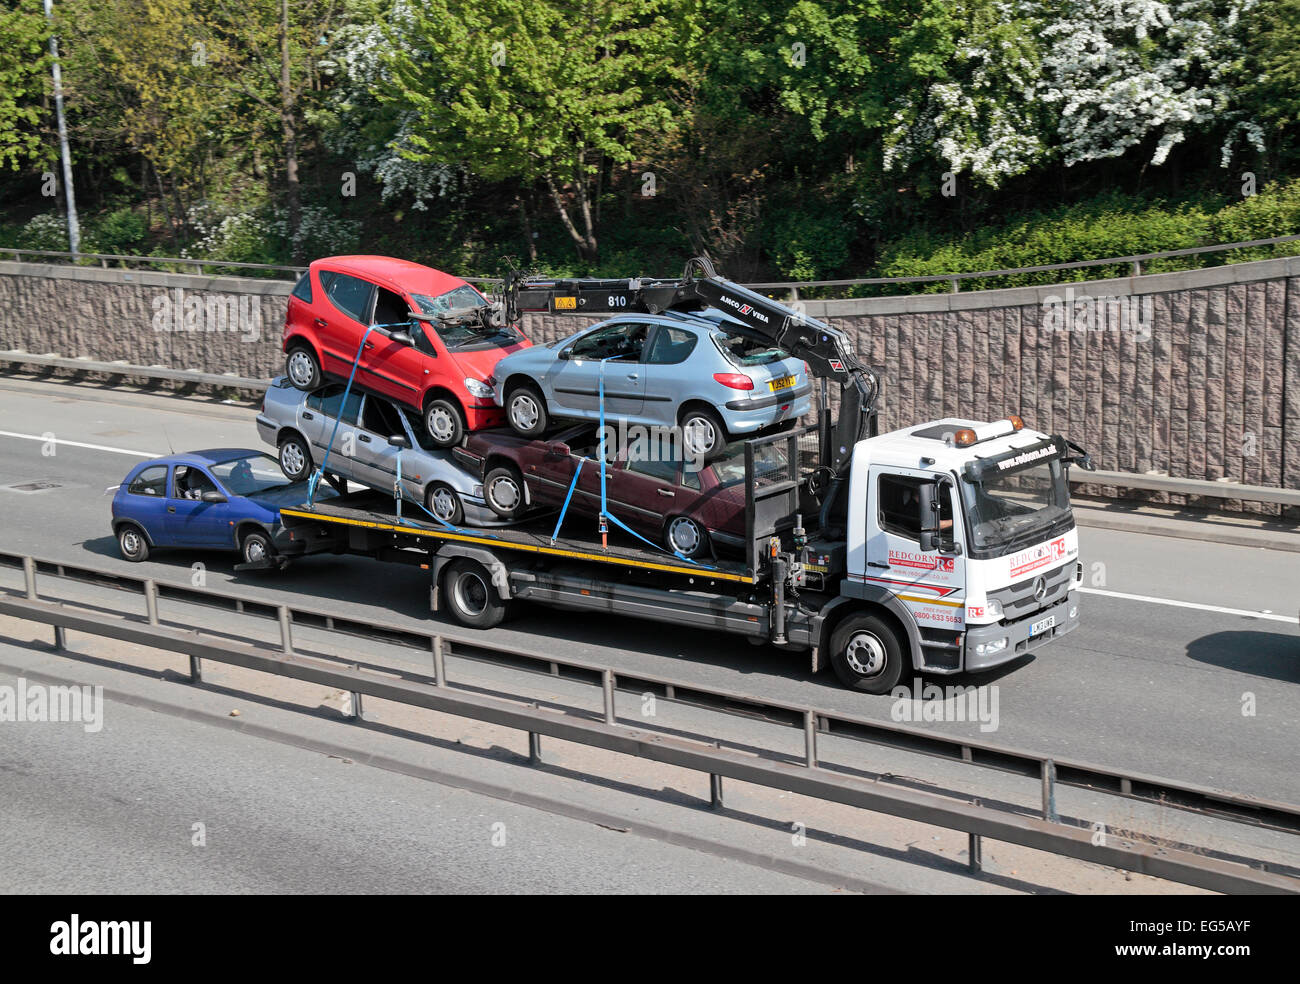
[0,430,158,459]
[1079,586,1299,624]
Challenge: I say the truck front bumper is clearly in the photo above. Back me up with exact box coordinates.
[963,590,1079,672]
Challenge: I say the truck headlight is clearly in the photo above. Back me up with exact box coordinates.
[975,637,1008,657]
[464,378,494,399]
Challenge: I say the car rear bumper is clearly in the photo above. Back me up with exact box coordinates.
[720,389,813,433]
[255,414,278,447]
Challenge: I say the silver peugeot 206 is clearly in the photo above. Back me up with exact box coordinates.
[492,309,812,458]
[256,377,499,526]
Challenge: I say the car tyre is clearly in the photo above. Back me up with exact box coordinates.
[505,382,549,438]
[424,482,464,525]
[680,406,728,462]
[240,528,274,565]
[483,465,527,520]
[278,432,313,481]
[425,397,466,448]
[829,614,908,694]
[665,515,708,559]
[285,345,322,391]
[117,523,150,563]
[442,558,508,629]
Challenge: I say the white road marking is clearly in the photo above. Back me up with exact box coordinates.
[1079,586,1299,624]
[0,430,158,459]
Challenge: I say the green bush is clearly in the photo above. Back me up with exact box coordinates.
[85,207,147,255]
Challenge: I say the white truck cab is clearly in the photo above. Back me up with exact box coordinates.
[837,415,1083,685]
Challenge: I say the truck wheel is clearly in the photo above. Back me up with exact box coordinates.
[442,558,507,629]
[680,407,727,462]
[424,482,464,525]
[117,523,150,562]
[506,383,548,438]
[286,345,322,391]
[483,465,527,519]
[240,528,274,565]
[829,614,907,694]
[425,398,466,447]
[278,432,312,481]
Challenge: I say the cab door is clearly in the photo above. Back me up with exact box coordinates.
[864,467,966,631]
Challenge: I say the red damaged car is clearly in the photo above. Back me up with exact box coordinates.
[282,256,531,447]
[454,424,789,559]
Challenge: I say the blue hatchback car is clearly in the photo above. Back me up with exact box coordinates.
[110,449,327,566]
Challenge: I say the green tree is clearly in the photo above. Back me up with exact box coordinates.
[0,2,52,171]
[383,0,683,262]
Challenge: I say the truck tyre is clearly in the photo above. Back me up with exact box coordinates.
[829,614,907,694]
[285,345,322,391]
[483,465,527,519]
[506,382,549,438]
[442,558,507,629]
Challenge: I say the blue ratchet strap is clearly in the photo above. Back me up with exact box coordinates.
[596,358,704,566]
[308,324,376,505]
[392,445,500,538]
[550,457,585,543]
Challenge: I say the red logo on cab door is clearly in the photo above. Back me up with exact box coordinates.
[889,550,954,573]
[1009,536,1067,578]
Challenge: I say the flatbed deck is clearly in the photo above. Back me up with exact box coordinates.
[278,490,759,585]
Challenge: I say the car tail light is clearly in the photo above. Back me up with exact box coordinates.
[713,372,754,390]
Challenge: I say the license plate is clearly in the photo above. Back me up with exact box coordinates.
[768,375,795,392]
[554,296,578,310]
[1030,614,1056,637]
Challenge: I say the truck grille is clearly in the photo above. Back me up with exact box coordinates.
[988,563,1073,620]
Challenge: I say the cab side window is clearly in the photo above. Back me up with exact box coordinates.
[127,465,168,497]
[878,474,953,541]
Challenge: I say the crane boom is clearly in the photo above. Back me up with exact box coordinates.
[499,256,880,485]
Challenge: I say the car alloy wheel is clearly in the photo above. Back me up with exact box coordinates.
[509,392,540,431]
[280,439,308,480]
[287,349,318,389]
[682,415,719,457]
[426,484,459,523]
[667,516,705,558]
[425,402,460,445]
[488,473,522,513]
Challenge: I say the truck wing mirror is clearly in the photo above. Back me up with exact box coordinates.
[1063,439,1095,472]
[918,482,940,552]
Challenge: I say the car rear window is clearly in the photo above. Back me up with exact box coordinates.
[127,465,168,496]
[292,272,313,303]
[713,330,787,368]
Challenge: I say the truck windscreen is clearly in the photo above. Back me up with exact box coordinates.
[960,457,1071,551]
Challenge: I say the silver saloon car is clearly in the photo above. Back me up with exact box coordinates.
[491,310,812,457]
[256,377,497,526]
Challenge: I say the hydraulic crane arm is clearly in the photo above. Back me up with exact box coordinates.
[498,256,880,483]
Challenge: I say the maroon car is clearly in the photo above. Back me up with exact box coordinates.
[455,425,787,558]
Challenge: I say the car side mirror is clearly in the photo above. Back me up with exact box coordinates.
[201,491,227,504]
[558,348,572,361]
[389,330,414,346]
[389,434,411,450]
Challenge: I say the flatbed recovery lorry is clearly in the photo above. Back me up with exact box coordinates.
[276,258,1094,693]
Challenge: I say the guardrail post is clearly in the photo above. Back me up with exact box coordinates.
[529,704,542,764]
[52,625,66,650]
[602,669,616,725]
[350,664,363,721]
[432,635,447,687]
[144,579,159,625]
[1041,759,1058,822]
[278,605,294,655]
[189,654,203,683]
[1131,260,1142,276]
[710,742,724,810]
[950,278,960,293]
[22,556,37,600]
[969,799,983,873]
[804,710,818,767]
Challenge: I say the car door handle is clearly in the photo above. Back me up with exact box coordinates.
[627,373,639,380]
[363,342,373,349]
[867,561,888,569]
[359,434,372,443]
[167,506,176,513]
[657,488,675,497]
[302,411,314,420]
[314,318,327,327]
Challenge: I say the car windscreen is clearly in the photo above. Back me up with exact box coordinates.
[210,453,290,496]
[411,286,522,350]
[713,329,787,368]
[961,458,1071,551]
